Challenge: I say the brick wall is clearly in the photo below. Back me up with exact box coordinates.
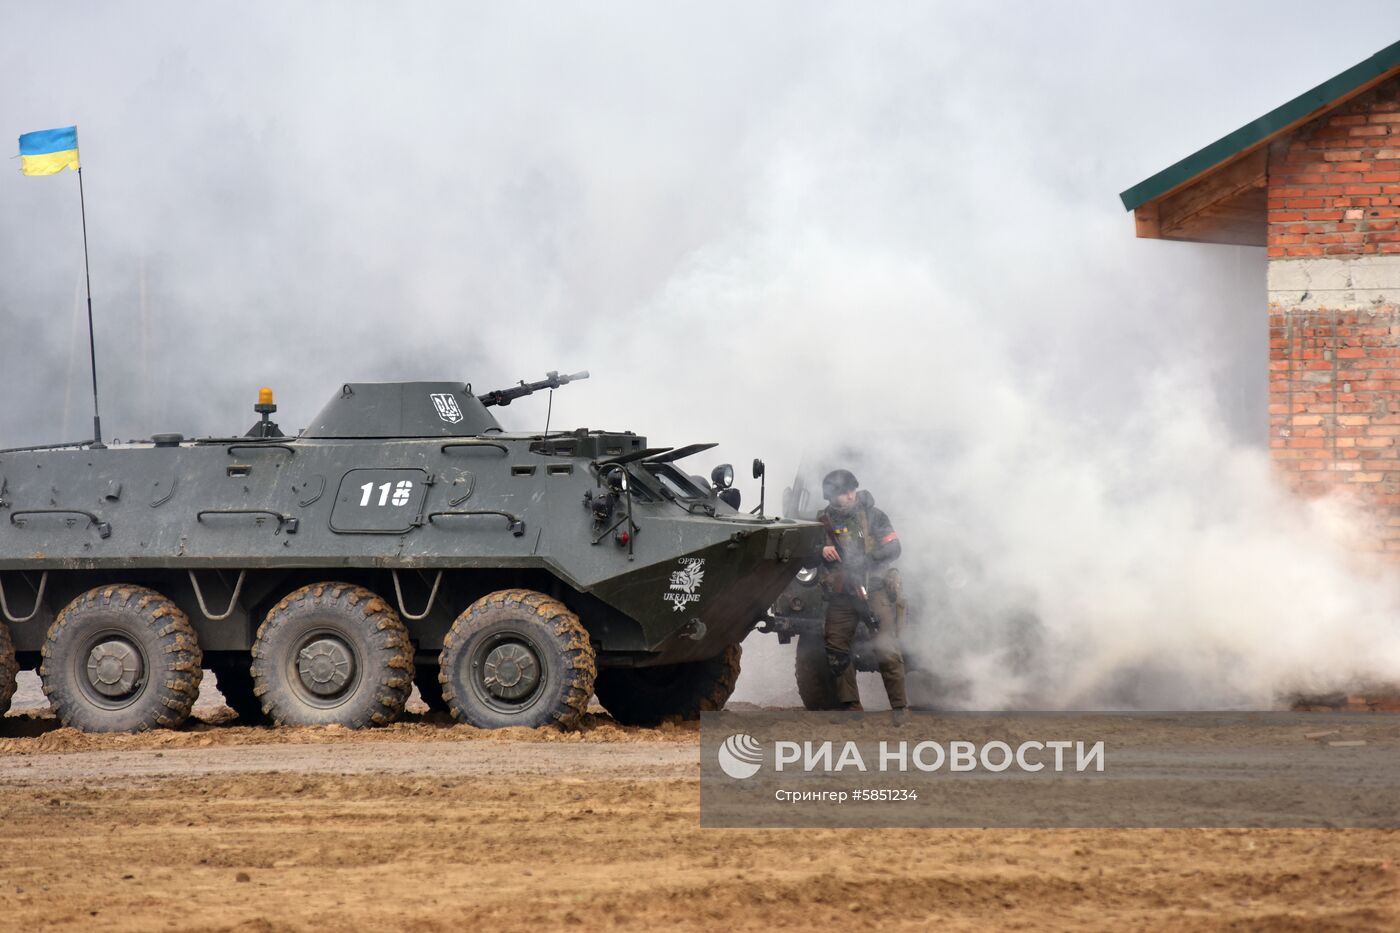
[1268,75,1400,552]
[1268,78,1400,258]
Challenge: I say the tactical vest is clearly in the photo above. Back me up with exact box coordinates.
[819,504,877,594]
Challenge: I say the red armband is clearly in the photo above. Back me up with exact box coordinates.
[880,532,898,544]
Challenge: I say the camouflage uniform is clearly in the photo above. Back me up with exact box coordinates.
[819,492,906,709]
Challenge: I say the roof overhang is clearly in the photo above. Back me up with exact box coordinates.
[1121,40,1400,246]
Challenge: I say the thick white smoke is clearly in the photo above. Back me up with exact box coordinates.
[630,183,1400,709]
[4,4,1400,709]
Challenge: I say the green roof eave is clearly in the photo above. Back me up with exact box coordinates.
[1120,39,1400,212]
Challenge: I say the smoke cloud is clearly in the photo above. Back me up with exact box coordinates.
[4,3,1400,709]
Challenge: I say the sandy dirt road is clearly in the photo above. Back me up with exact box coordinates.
[3,678,1400,931]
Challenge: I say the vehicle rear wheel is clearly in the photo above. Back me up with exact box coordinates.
[0,620,17,717]
[209,657,266,723]
[439,588,595,729]
[413,663,450,712]
[795,630,840,711]
[250,583,413,728]
[39,585,203,733]
[594,644,742,726]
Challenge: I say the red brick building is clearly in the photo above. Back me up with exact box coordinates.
[1123,40,1400,554]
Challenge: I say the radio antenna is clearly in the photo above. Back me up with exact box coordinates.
[77,164,104,449]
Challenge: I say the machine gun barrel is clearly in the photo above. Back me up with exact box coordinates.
[477,370,590,407]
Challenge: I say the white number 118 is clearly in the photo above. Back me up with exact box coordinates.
[359,480,414,508]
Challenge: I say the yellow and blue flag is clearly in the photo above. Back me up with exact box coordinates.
[18,126,80,176]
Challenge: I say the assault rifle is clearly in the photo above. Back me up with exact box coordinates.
[477,370,590,407]
[818,514,882,632]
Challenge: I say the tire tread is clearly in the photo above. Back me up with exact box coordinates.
[38,585,202,732]
[440,589,595,729]
[250,582,412,728]
[0,621,17,717]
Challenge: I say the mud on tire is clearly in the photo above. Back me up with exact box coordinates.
[439,588,595,730]
[39,585,203,733]
[0,620,17,717]
[594,643,742,727]
[251,583,413,728]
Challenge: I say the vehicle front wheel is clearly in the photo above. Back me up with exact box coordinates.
[594,644,742,726]
[250,583,414,728]
[39,585,203,733]
[439,589,595,729]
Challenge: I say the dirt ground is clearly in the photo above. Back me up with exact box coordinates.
[3,676,1400,931]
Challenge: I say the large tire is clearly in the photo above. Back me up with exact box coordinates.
[414,663,450,712]
[39,585,203,733]
[594,644,742,726]
[209,658,266,723]
[795,630,840,711]
[250,583,413,728]
[0,620,17,717]
[439,588,595,729]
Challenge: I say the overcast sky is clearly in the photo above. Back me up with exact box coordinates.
[6,3,1400,707]
[4,2,1394,447]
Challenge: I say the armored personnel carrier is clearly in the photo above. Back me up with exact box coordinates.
[0,373,823,732]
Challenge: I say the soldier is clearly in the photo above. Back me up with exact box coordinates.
[818,469,907,713]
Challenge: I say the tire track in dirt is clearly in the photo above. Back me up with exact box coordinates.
[0,739,696,784]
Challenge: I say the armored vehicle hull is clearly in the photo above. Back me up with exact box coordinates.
[0,380,823,732]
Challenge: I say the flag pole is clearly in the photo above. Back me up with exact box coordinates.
[75,160,104,449]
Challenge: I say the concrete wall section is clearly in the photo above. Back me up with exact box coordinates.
[1268,255,1400,309]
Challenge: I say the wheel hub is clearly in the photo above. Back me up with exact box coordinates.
[296,637,355,697]
[481,642,540,701]
[85,638,143,698]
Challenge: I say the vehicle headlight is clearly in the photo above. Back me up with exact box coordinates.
[795,566,819,585]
